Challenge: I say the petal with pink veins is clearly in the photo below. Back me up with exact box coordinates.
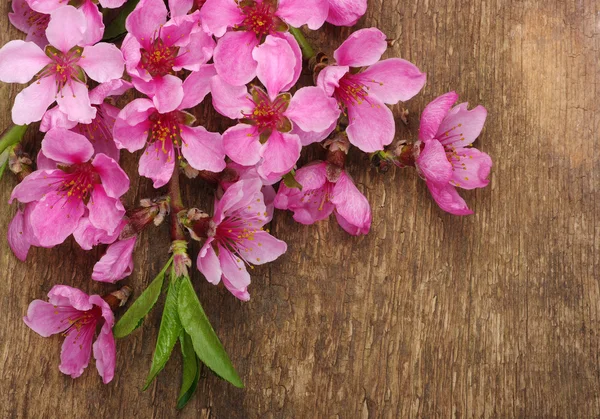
[8,208,31,261]
[180,126,226,172]
[218,243,251,290]
[88,185,125,235]
[139,141,175,188]
[23,300,79,337]
[125,0,167,49]
[213,31,259,86]
[418,92,458,142]
[73,217,121,250]
[92,320,116,383]
[12,76,57,125]
[92,237,136,283]
[416,139,453,184]
[180,65,216,109]
[91,153,130,198]
[42,128,94,164]
[333,27,387,67]
[222,124,262,166]
[346,96,395,152]
[222,278,250,301]
[276,32,302,93]
[80,0,104,46]
[449,147,492,190]
[59,319,96,378]
[316,65,349,97]
[276,0,328,30]
[40,106,77,132]
[239,231,287,265]
[197,242,222,285]
[46,6,86,52]
[426,181,473,216]
[168,0,194,16]
[28,0,68,13]
[142,75,184,113]
[173,31,215,71]
[89,79,132,105]
[47,285,94,310]
[257,131,301,181]
[113,98,155,151]
[79,43,124,83]
[9,170,64,204]
[359,58,426,104]
[292,119,337,146]
[331,172,371,235]
[56,82,96,124]
[99,0,127,7]
[286,87,340,133]
[253,35,296,100]
[200,0,244,37]
[0,40,50,83]
[326,0,367,26]
[30,191,85,247]
[210,76,252,119]
[437,103,488,147]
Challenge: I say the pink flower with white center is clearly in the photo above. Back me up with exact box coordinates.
[23,285,116,383]
[41,79,132,162]
[200,0,326,86]
[414,92,492,215]
[9,128,129,247]
[122,0,215,112]
[114,67,225,188]
[195,179,287,300]
[211,35,340,182]
[0,6,124,125]
[317,28,426,153]
[326,0,367,26]
[9,0,49,48]
[274,161,371,235]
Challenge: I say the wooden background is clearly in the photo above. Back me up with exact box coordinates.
[1,0,599,417]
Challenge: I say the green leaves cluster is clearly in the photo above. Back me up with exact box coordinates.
[114,258,243,409]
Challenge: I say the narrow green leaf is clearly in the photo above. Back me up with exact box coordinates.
[102,0,140,41]
[177,276,244,388]
[177,332,200,409]
[143,275,182,389]
[0,125,27,155]
[114,256,173,338]
[0,149,9,180]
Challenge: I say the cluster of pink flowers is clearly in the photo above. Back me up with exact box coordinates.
[1,0,491,402]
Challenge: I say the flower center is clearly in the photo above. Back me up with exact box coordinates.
[56,162,101,204]
[239,1,277,38]
[140,38,179,78]
[147,111,187,159]
[335,73,370,107]
[37,46,85,96]
[241,87,291,137]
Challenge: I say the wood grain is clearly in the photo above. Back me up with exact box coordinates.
[1,0,599,417]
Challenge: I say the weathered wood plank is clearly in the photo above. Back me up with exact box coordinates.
[1,0,599,417]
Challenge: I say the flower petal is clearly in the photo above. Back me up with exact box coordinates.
[59,319,95,378]
[286,86,340,133]
[438,103,488,147]
[42,128,94,164]
[239,231,287,265]
[142,75,184,113]
[200,0,244,37]
[331,172,371,235]
[56,82,97,124]
[213,30,259,86]
[197,242,222,285]
[30,191,85,247]
[0,40,50,83]
[180,125,226,172]
[12,76,56,125]
[316,64,349,97]
[223,124,262,166]
[173,30,215,71]
[218,243,251,290]
[73,217,122,250]
[91,153,130,198]
[180,64,216,109]
[113,98,154,152]
[79,43,124,83]
[253,35,296,100]
[333,27,387,67]
[168,0,194,17]
[449,147,492,190]
[47,285,94,310]
[326,0,367,26]
[210,75,252,119]
[88,79,132,105]
[358,58,426,104]
[88,185,125,235]
[257,131,301,181]
[80,0,104,46]
[9,169,63,204]
[418,91,458,142]
[139,141,175,188]
[125,0,167,49]
[346,96,395,152]
[415,139,453,184]
[426,181,473,216]
[46,6,86,52]
[8,207,33,261]
[92,320,116,383]
[276,0,328,30]
[91,237,136,283]
[23,300,79,337]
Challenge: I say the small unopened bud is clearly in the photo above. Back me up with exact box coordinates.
[178,208,213,241]
[169,240,192,277]
[9,145,33,181]
[120,196,169,239]
[324,131,350,168]
[103,286,133,311]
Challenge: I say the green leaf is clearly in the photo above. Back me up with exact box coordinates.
[283,171,303,190]
[143,275,183,390]
[114,256,173,338]
[177,276,244,388]
[0,125,27,156]
[0,149,9,180]
[102,0,140,41]
[177,332,200,409]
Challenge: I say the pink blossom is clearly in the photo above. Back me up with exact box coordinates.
[212,35,340,182]
[7,204,40,261]
[114,69,225,188]
[317,28,426,152]
[200,0,326,86]
[274,161,371,235]
[122,0,215,112]
[9,0,49,48]
[0,6,124,125]
[10,128,129,247]
[326,0,367,26]
[220,162,276,221]
[196,179,287,300]
[415,92,492,215]
[92,237,137,283]
[23,285,116,383]
[41,79,132,162]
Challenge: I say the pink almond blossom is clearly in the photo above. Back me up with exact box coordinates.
[9,0,49,48]
[415,91,491,215]
[10,128,129,247]
[317,28,426,152]
[326,0,368,26]
[41,79,132,162]
[114,67,225,188]
[212,35,340,182]
[122,0,215,112]
[195,179,287,300]
[23,285,116,383]
[0,6,124,125]
[200,0,326,86]
[274,161,371,235]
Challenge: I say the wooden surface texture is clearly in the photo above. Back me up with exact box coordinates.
[1,0,600,418]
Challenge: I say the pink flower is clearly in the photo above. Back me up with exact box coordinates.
[317,28,426,152]
[326,0,367,26]
[10,128,129,247]
[41,79,132,162]
[196,179,287,300]
[0,6,124,125]
[415,92,492,215]
[92,237,137,283]
[114,69,225,188]
[274,161,371,235]
[212,35,340,182]
[23,285,116,383]
[122,0,215,112]
[9,0,49,48]
[201,0,327,86]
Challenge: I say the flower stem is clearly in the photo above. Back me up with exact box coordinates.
[0,125,28,155]
[289,27,315,60]
[168,169,186,242]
